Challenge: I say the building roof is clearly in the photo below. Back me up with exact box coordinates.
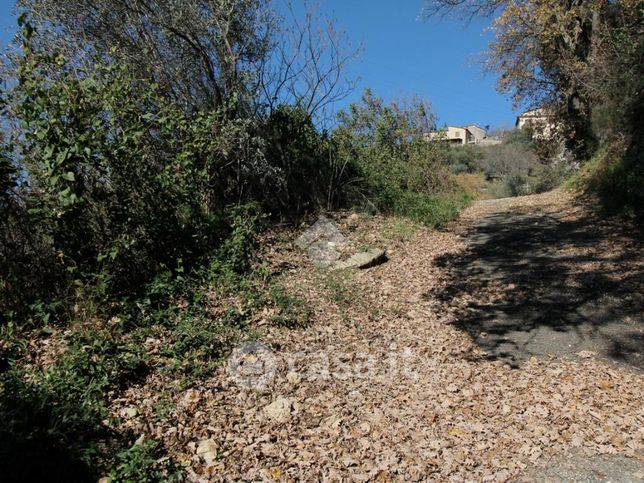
[518,108,547,118]
[433,124,486,132]
[515,108,554,127]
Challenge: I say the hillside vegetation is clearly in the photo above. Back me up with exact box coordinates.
[0,0,641,479]
[448,128,573,199]
[0,5,469,478]
[425,0,643,219]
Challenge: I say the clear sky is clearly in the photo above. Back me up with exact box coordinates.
[0,0,14,46]
[316,1,516,129]
[0,0,518,129]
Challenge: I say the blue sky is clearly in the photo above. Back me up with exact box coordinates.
[0,0,14,45]
[314,1,516,129]
[0,0,517,129]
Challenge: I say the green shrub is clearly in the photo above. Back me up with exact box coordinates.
[214,203,262,275]
[163,313,237,376]
[447,145,484,174]
[269,285,311,329]
[453,130,575,199]
[533,161,574,193]
[333,89,459,219]
[262,106,358,215]
[477,142,539,183]
[504,174,532,197]
[573,143,644,219]
[0,328,147,479]
[109,440,182,483]
[504,127,536,148]
[1,22,275,326]
[0,133,16,202]
[391,190,471,228]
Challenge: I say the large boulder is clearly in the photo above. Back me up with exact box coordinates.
[295,217,348,267]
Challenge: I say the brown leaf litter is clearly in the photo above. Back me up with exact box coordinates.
[108,191,643,481]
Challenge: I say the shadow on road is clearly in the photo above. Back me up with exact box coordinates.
[427,207,644,369]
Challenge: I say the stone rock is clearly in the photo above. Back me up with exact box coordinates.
[334,248,387,270]
[196,438,219,465]
[346,213,360,230]
[295,216,346,249]
[263,396,293,423]
[295,217,348,267]
[120,406,138,418]
[307,240,343,267]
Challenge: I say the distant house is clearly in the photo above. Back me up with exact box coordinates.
[515,108,556,138]
[427,124,498,145]
[464,124,487,142]
[426,126,470,144]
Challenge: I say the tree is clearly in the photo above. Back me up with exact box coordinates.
[423,0,642,159]
[257,2,361,122]
[17,0,276,114]
[0,135,17,206]
[16,0,360,121]
[334,89,449,198]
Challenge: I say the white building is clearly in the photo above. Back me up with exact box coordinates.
[427,124,492,145]
[515,109,557,138]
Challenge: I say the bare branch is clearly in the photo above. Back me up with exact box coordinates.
[258,1,362,120]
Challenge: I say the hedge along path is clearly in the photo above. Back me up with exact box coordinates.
[111,191,643,482]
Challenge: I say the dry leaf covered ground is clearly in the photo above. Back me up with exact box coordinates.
[110,190,643,481]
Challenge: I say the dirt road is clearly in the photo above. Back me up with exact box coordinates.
[438,194,643,369]
[123,191,644,481]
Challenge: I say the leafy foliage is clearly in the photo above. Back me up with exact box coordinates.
[333,89,467,226]
[571,143,644,219]
[0,8,473,482]
[261,105,357,215]
[444,131,572,199]
[18,0,275,113]
[0,326,147,480]
[424,0,643,213]
[109,440,182,483]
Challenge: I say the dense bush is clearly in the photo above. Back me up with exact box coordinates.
[580,5,644,219]
[447,145,484,174]
[262,105,359,215]
[0,326,147,480]
[0,23,358,326]
[572,143,644,220]
[2,35,229,323]
[333,89,467,226]
[0,14,471,480]
[109,440,182,483]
